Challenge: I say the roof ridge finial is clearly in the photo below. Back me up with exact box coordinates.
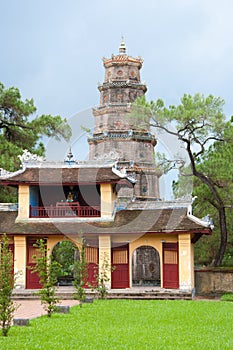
[64,146,75,165]
[119,36,126,54]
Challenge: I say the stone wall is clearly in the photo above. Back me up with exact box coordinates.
[195,268,233,295]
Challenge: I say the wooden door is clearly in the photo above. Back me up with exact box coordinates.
[26,240,42,289]
[111,245,129,289]
[163,242,179,289]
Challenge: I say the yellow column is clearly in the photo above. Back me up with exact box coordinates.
[178,234,193,291]
[100,183,114,218]
[99,235,111,289]
[14,236,27,289]
[17,185,30,219]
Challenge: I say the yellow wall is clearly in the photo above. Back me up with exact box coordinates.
[47,235,66,256]
[11,231,194,291]
[100,183,114,217]
[17,185,29,219]
[14,236,27,288]
[99,235,111,288]
[178,233,194,290]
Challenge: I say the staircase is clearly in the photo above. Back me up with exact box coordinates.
[13,287,192,300]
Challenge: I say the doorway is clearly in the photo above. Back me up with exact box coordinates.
[132,245,161,286]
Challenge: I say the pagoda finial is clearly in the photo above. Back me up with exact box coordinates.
[119,36,126,54]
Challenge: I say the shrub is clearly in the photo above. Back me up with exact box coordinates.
[0,234,17,336]
[221,293,233,302]
[73,238,88,307]
[31,239,60,317]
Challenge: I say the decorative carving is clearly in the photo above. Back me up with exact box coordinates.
[94,150,121,160]
[18,150,45,164]
[0,168,13,178]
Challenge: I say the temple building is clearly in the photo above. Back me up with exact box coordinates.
[0,39,212,292]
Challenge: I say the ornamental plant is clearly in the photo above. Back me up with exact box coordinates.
[73,238,89,307]
[31,239,60,317]
[0,233,17,336]
[93,252,115,299]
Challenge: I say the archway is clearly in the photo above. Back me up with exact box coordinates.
[51,240,78,285]
[51,241,99,287]
[132,245,160,287]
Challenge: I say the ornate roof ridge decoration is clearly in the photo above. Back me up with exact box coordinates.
[112,162,137,184]
[0,167,26,179]
[18,150,45,165]
[187,196,214,229]
[102,55,144,67]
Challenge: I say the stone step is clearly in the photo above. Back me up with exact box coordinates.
[13,289,192,301]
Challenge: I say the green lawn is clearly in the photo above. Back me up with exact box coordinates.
[1,299,232,349]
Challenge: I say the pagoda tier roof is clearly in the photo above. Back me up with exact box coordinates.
[0,208,212,241]
[102,54,143,68]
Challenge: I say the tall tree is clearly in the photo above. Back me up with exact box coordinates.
[192,123,233,265]
[0,82,72,201]
[132,93,231,266]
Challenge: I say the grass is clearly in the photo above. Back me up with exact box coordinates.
[221,293,233,302]
[0,299,233,349]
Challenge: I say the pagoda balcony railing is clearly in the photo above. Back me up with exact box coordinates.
[29,203,101,218]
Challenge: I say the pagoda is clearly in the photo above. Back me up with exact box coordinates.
[88,37,161,200]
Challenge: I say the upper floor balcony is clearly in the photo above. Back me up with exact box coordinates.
[29,184,101,219]
[29,202,100,218]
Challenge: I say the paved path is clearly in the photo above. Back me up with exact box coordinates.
[14,300,80,320]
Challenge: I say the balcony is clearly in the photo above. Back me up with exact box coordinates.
[29,202,101,218]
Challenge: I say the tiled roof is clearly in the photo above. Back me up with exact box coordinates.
[0,209,211,237]
[0,167,125,185]
[103,55,143,67]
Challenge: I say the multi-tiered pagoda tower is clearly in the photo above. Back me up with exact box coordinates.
[88,38,161,199]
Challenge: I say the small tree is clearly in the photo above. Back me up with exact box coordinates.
[31,239,60,317]
[0,234,17,336]
[93,252,114,299]
[73,238,88,307]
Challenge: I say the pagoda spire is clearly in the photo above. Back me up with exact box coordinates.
[119,36,126,54]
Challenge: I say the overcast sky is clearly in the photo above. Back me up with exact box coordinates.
[1,0,233,118]
[1,0,233,199]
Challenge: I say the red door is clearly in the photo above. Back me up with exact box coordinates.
[163,242,179,289]
[26,239,42,289]
[111,245,129,289]
[85,247,98,288]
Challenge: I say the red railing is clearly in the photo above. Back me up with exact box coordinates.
[29,204,101,218]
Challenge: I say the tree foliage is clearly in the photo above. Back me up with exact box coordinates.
[0,82,72,202]
[0,234,17,336]
[52,241,76,277]
[132,93,231,266]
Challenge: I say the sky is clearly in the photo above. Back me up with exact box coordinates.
[1,0,233,198]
